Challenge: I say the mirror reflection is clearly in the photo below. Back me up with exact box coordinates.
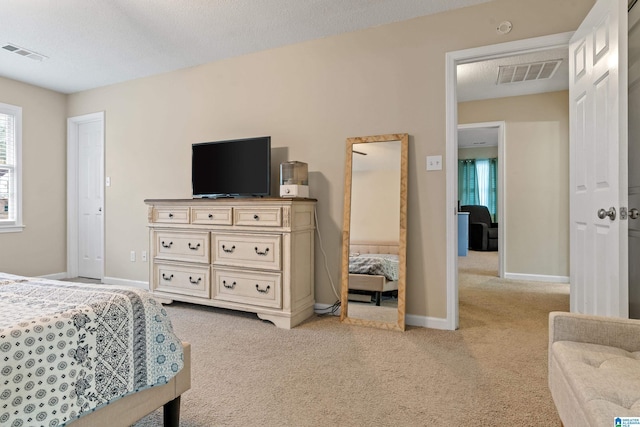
[340,134,408,331]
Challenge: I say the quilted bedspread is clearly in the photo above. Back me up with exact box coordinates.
[0,273,184,427]
[348,254,399,281]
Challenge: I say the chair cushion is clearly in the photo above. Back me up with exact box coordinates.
[487,228,498,239]
[460,205,493,227]
[551,340,640,426]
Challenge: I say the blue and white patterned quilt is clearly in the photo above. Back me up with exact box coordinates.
[348,254,399,281]
[0,273,184,427]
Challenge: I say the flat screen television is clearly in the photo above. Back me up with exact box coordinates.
[192,136,271,198]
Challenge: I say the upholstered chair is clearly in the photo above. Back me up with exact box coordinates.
[460,205,498,251]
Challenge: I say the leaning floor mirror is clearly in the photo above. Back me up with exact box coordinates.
[340,133,408,331]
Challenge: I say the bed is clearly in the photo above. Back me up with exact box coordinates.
[348,241,399,306]
[0,273,191,427]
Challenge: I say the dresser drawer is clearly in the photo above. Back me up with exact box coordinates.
[234,207,282,227]
[152,207,190,224]
[212,233,281,270]
[191,207,233,225]
[155,262,210,298]
[156,231,210,263]
[213,268,282,308]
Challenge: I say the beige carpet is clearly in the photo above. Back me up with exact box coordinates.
[134,251,569,426]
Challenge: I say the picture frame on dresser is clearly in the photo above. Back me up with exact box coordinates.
[145,197,316,329]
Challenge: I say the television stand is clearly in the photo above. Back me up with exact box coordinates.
[144,197,316,329]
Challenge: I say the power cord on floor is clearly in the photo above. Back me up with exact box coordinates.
[314,207,341,314]
[315,300,341,316]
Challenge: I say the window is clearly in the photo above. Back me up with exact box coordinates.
[0,102,23,232]
[458,157,498,222]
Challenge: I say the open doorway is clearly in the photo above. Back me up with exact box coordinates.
[445,33,574,330]
[457,121,504,280]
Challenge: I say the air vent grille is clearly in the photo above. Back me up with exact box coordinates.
[497,59,561,85]
[2,43,48,62]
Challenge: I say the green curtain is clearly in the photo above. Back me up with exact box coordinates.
[458,159,479,206]
[488,158,498,222]
[458,157,498,223]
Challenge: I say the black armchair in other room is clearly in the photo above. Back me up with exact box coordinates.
[460,205,498,251]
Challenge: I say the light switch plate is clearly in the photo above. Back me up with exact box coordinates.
[426,155,443,171]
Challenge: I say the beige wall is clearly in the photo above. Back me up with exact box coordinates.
[0,77,67,276]
[350,169,401,242]
[458,146,498,160]
[459,91,570,277]
[64,0,594,320]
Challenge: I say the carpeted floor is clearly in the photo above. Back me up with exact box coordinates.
[133,251,569,426]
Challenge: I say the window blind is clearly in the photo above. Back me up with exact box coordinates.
[0,111,15,221]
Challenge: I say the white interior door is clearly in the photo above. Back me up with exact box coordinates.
[628,3,640,318]
[569,0,629,317]
[77,119,104,279]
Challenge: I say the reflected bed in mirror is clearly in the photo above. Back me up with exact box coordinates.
[340,133,408,331]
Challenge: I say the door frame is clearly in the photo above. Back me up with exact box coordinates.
[457,121,506,278]
[445,32,573,330]
[67,111,105,279]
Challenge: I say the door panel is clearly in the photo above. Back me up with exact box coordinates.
[628,1,640,317]
[78,120,104,279]
[570,0,628,317]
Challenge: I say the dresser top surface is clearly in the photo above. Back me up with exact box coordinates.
[145,197,317,205]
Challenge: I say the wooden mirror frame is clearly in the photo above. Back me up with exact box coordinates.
[340,133,408,331]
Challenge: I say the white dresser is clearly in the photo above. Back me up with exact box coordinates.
[145,198,316,329]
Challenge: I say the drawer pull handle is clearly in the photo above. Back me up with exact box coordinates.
[162,273,174,281]
[254,247,269,256]
[223,280,236,289]
[255,284,271,294]
[189,276,202,285]
[208,214,213,219]
[161,241,173,248]
[222,245,236,253]
[188,242,201,250]
[253,214,259,220]
[168,213,174,218]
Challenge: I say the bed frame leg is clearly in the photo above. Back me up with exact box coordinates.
[163,396,181,427]
[375,292,382,306]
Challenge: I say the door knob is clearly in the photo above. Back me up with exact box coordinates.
[597,207,616,220]
[630,208,639,220]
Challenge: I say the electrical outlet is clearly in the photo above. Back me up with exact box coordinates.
[426,155,443,171]
[130,251,136,262]
[141,251,147,262]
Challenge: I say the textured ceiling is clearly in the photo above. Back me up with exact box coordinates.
[352,140,401,172]
[458,126,500,149]
[0,0,492,94]
[457,47,569,102]
[457,47,569,148]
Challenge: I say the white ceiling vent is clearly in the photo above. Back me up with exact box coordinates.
[497,59,561,85]
[2,43,48,62]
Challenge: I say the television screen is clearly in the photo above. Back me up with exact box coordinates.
[192,137,271,198]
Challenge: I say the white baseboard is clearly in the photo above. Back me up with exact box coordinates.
[102,276,149,290]
[314,303,453,330]
[504,272,570,283]
[406,314,452,330]
[39,272,68,280]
